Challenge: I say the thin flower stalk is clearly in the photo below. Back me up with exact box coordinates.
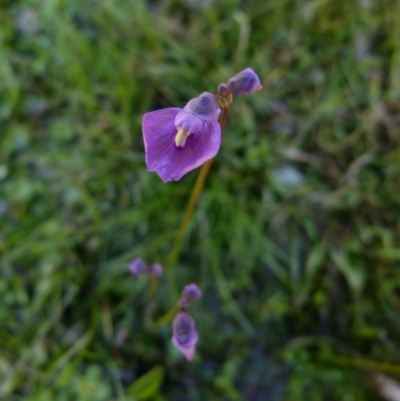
[166,104,230,273]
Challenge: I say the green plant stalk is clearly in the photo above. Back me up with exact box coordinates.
[329,355,400,376]
[151,105,230,319]
[166,105,230,272]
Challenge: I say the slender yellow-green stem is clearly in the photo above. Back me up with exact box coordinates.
[148,277,157,296]
[166,105,230,272]
[152,104,231,321]
[329,355,400,376]
[154,304,180,327]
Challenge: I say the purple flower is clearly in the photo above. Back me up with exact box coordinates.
[226,68,262,95]
[179,283,202,308]
[128,258,163,277]
[142,92,221,182]
[171,312,198,361]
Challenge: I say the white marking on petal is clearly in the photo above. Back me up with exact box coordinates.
[175,127,191,147]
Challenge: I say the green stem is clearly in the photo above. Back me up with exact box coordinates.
[154,304,180,328]
[149,104,229,320]
[329,355,400,376]
[166,105,230,272]
[151,105,231,324]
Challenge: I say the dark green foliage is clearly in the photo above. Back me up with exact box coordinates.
[1,0,400,399]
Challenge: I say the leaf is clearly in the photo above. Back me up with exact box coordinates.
[126,366,164,400]
[331,250,364,294]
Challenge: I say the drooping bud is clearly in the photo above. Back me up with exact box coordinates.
[171,312,198,361]
[179,283,202,308]
[226,68,262,95]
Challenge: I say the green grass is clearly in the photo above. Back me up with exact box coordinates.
[2,0,400,399]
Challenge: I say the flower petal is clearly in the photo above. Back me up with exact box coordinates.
[142,108,182,175]
[171,312,198,361]
[174,111,203,133]
[183,92,220,121]
[143,109,221,182]
[170,121,221,181]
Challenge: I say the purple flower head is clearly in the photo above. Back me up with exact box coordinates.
[128,258,163,278]
[142,92,221,182]
[179,283,202,308]
[171,312,198,361]
[226,68,262,95]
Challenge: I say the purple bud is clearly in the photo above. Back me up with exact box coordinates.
[226,68,262,95]
[128,258,163,278]
[179,283,202,308]
[151,263,163,277]
[171,312,198,361]
[128,258,148,275]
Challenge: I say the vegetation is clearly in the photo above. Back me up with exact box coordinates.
[2,0,400,399]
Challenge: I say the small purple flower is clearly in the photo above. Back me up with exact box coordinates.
[128,258,163,278]
[171,312,198,361]
[226,68,262,95]
[179,283,202,308]
[142,92,221,182]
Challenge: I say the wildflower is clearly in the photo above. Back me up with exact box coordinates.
[226,68,262,95]
[142,92,221,182]
[128,258,163,277]
[179,283,202,308]
[171,312,198,361]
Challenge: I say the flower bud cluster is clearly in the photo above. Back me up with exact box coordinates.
[128,258,163,278]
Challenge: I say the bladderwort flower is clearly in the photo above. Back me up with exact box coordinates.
[178,283,202,309]
[171,312,199,361]
[128,258,163,278]
[142,92,221,182]
[142,68,261,182]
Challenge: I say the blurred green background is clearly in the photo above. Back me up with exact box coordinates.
[2,0,400,399]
